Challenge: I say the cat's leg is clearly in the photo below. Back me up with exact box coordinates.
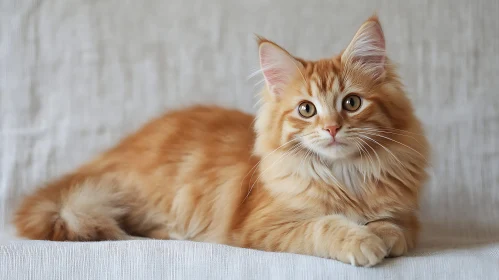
[245,214,388,267]
[366,214,419,257]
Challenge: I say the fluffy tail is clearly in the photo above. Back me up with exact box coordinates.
[14,174,133,241]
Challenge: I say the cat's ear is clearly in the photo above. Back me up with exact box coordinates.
[258,37,304,98]
[341,15,386,79]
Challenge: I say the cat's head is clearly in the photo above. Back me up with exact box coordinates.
[254,16,423,164]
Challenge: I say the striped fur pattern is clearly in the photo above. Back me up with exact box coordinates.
[14,16,428,267]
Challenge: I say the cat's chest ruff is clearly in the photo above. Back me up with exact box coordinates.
[262,157,368,195]
[299,159,373,195]
[263,162,391,222]
[266,176,388,223]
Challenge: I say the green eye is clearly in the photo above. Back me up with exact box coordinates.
[298,101,316,118]
[342,95,362,112]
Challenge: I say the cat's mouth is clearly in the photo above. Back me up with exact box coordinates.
[326,138,346,147]
[327,142,345,147]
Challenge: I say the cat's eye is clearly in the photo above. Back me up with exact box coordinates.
[342,95,362,112]
[298,101,316,118]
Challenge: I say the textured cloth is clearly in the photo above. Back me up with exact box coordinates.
[1,237,499,280]
[1,0,499,279]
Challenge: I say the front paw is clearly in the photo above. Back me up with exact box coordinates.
[336,227,388,267]
[367,221,408,257]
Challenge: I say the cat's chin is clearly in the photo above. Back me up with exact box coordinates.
[310,144,355,162]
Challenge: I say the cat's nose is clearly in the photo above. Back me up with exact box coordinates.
[323,125,341,138]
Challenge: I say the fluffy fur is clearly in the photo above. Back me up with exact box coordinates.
[15,16,428,267]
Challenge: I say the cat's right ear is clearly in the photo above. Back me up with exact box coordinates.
[341,15,386,80]
[258,37,303,99]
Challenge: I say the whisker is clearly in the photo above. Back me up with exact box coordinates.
[243,141,307,202]
[298,148,312,174]
[358,131,428,162]
[358,134,404,166]
[357,126,426,137]
[358,131,437,184]
[356,137,382,181]
[349,127,425,148]
[253,97,265,108]
[358,133,427,186]
[351,138,377,183]
[351,140,366,182]
[253,79,266,87]
[357,140,375,171]
[246,139,298,185]
[247,68,263,80]
[240,135,309,195]
[247,63,280,80]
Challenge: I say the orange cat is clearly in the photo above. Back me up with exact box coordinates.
[15,16,428,267]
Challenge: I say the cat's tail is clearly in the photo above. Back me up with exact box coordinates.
[14,174,134,241]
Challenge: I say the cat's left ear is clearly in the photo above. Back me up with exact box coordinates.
[341,15,386,80]
[258,37,304,98]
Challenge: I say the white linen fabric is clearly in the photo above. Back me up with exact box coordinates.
[1,237,499,280]
[0,0,498,279]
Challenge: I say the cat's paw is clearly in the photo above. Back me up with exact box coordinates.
[367,221,407,257]
[336,227,388,267]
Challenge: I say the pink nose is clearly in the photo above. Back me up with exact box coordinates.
[324,125,341,137]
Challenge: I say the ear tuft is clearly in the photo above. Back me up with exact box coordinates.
[258,39,303,97]
[255,35,271,46]
[341,16,386,79]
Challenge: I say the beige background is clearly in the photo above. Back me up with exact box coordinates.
[1,0,498,244]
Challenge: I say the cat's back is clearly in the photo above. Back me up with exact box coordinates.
[92,106,256,172]
[15,106,258,241]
